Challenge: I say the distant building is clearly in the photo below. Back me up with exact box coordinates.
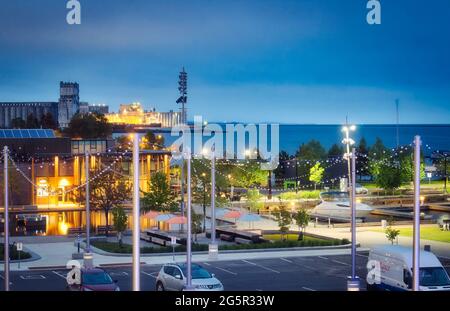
[79,102,109,115]
[58,82,80,128]
[106,102,182,128]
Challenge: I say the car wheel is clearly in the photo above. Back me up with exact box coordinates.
[156,282,165,291]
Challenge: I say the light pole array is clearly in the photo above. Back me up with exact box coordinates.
[3,146,10,291]
[132,133,140,291]
[413,135,421,291]
[342,125,359,291]
[203,147,218,259]
[185,148,193,290]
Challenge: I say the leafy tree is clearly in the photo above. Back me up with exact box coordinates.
[274,151,290,180]
[273,205,292,241]
[74,168,131,237]
[11,117,26,129]
[142,172,178,213]
[115,135,132,152]
[26,113,39,128]
[293,209,309,241]
[229,161,268,188]
[369,138,390,178]
[309,162,324,190]
[327,144,344,158]
[245,188,263,212]
[398,149,426,183]
[375,161,402,192]
[295,140,326,183]
[41,112,57,129]
[191,209,202,242]
[357,137,370,179]
[385,227,400,245]
[143,131,165,150]
[112,207,128,247]
[65,112,112,139]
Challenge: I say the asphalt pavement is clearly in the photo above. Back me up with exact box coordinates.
[2,252,449,291]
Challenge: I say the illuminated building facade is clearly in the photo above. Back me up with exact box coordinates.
[106,102,182,128]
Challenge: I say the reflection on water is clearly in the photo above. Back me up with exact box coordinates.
[10,210,169,236]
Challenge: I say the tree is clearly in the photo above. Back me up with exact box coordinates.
[309,162,324,190]
[245,188,263,212]
[77,168,131,237]
[26,113,39,128]
[273,205,292,241]
[293,209,309,241]
[327,144,344,158]
[115,135,132,152]
[296,140,327,183]
[65,112,112,139]
[143,131,165,150]
[141,171,178,213]
[11,117,26,129]
[112,207,128,247]
[357,138,370,179]
[41,112,57,129]
[375,161,402,192]
[385,226,400,245]
[191,209,202,242]
[369,138,391,179]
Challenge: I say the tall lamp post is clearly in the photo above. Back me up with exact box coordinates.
[83,150,93,268]
[132,134,140,291]
[203,147,218,260]
[412,136,422,291]
[3,146,10,291]
[185,148,194,290]
[342,125,359,291]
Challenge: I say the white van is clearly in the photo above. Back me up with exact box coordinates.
[367,245,450,291]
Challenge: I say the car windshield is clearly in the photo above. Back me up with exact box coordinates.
[419,267,450,287]
[180,265,212,279]
[82,271,113,285]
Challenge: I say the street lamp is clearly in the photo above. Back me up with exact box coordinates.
[341,125,359,291]
[202,147,218,259]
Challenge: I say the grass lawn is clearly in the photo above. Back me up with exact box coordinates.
[370,226,450,243]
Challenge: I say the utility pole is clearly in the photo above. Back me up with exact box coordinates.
[3,146,9,291]
[132,134,140,291]
[180,160,185,230]
[295,160,299,193]
[268,170,272,200]
[209,147,218,259]
[413,135,421,291]
[85,151,90,252]
[185,148,193,290]
[396,99,400,148]
[348,147,359,291]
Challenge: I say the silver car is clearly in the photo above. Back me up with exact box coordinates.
[156,263,224,291]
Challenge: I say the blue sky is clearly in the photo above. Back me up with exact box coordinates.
[0,0,449,124]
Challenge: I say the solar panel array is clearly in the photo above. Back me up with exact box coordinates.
[0,129,55,139]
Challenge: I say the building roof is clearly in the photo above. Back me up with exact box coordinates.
[0,129,55,139]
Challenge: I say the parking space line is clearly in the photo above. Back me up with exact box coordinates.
[357,254,368,258]
[242,260,280,274]
[109,271,128,277]
[141,271,157,279]
[331,259,351,266]
[52,270,67,279]
[318,256,328,260]
[20,275,46,280]
[302,286,316,291]
[211,266,238,276]
[280,258,293,263]
[203,262,211,266]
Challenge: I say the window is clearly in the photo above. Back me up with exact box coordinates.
[82,271,113,285]
[420,267,450,287]
[163,266,175,276]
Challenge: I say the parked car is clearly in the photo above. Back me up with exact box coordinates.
[366,245,450,291]
[156,263,224,291]
[67,268,120,291]
[355,183,369,195]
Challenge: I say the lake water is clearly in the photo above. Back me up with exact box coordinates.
[117,124,450,156]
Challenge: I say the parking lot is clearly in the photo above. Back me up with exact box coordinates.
[2,252,449,291]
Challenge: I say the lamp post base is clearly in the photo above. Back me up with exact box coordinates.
[347,276,360,291]
[83,252,94,269]
[208,243,219,260]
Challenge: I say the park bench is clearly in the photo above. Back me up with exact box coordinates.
[68,227,84,236]
[96,225,116,235]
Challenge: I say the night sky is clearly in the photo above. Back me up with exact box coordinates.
[0,0,449,124]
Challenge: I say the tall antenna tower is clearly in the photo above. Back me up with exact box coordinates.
[176,67,188,124]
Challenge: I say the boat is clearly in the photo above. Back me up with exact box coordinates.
[310,191,373,219]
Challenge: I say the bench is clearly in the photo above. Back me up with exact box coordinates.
[96,225,116,235]
[220,234,234,242]
[68,227,84,235]
[235,237,252,244]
